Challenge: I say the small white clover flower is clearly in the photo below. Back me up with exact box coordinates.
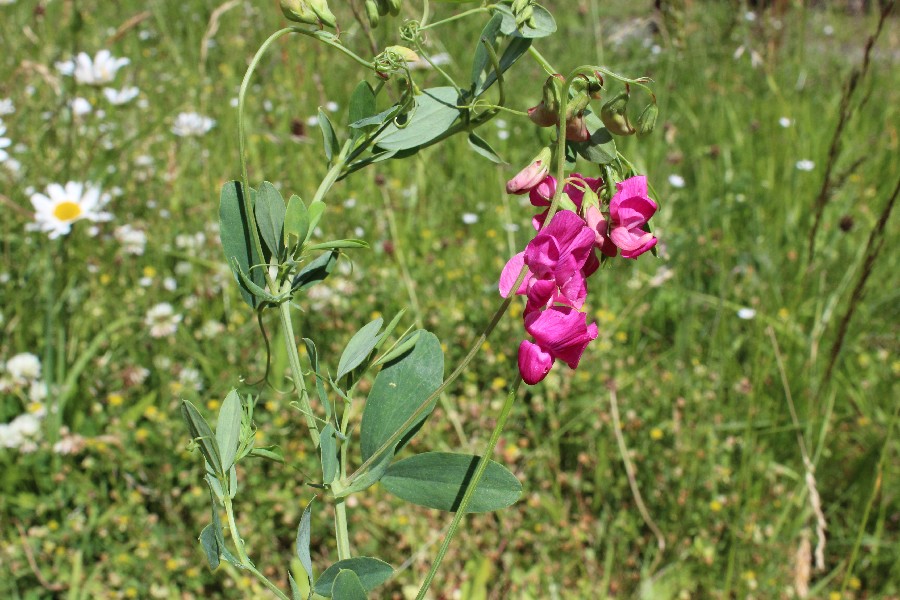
[172,112,215,137]
[795,159,815,172]
[28,182,112,239]
[102,86,140,105]
[145,303,182,338]
[114,224,147,255]
[737,308,757,320]
[4,352,41,383]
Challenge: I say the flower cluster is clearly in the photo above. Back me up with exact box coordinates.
[0,352,48,453]
[500,169,659,384]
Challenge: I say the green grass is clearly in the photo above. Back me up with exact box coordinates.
[1,1,897,598]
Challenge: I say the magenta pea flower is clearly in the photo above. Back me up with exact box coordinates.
[530,174,603,229]
[499,210,595,310]
[518,306,599,385]
[608,175,658,258]
[506,147,552,194]
[584,205,618,257]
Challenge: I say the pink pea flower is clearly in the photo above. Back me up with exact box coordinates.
[608,176,658,258]
[506,147,552,194]
[518,306,599,385]
[527,101,558,127]
[530,174,603,230]
[499,210,595,310]
[584,205,618,257]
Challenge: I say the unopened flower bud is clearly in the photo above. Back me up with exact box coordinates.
[385,45,419,63]
[565,113,590,142]
[308,0,337,27]
[506,147,552,195]
[365,0,380,27]
[637,103,658,136]
[387,0,402,16]
[528,102,557,127]
[516,4,534,28]
[600,90,635,136]
[281,0,319,25]
[375,0,390,16]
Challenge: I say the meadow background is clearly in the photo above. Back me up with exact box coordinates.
[1,0,898,598]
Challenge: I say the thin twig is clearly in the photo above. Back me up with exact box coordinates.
[14,519,66,592]
[767,326,827,571]
[608,384,666,575]
[200,0,241,72]
[807,0,894,261]
[105,11,152,45]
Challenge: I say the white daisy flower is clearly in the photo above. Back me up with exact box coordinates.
[102,86,140,105]
[0,98,14,115]
[67,50,130,86]
[145,303,182,338]
[28,182,113,239]
[795,159,815,172]
[171,112,215,137]
[0,119,11,162]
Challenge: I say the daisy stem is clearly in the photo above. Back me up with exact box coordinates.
[415,378,522,600]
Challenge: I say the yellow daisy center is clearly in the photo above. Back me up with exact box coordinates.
[53,201,82,222]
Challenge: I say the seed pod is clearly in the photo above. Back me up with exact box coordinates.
[280,0,319,25]
[600,90,635,136]
[365,0,380,27]
[309,0,337,28]
[637,103,659,136]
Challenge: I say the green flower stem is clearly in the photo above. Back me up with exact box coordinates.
[418,5,494,31]
[415,379,522,600]
[527,45,558,76]
[223,495,290,600]
[278,280,319,447]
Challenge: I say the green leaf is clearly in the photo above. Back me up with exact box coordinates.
[381,452,522,513]
[349,81,377,140]
[219,181,264,308]
[292,250,340,292]
[216,390,242,473]
[496,4,556,38]
[303,338,332,421]
[305,239,369,251]
[372,331,420,368]
[467,132,505,164]
[334,452,392,497]
[360,331,443,464]
[318,108,339,163]
[470,14,503,96]
[478,36,532,96]
[319,424,338,484]
[182,400,223,476]
[337,318,383,380]
[288,573,304,600]
[284,194,309,252]
[249,445,284,463]
[296,499,314,590]
[330,571,368,600]
[571,113,617,164]
[375,87,460,152]
[255,182,286,259]
[313,558,393,597]
[199,525,220,570]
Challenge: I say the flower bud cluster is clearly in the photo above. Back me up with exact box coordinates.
[500,169,659,384]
